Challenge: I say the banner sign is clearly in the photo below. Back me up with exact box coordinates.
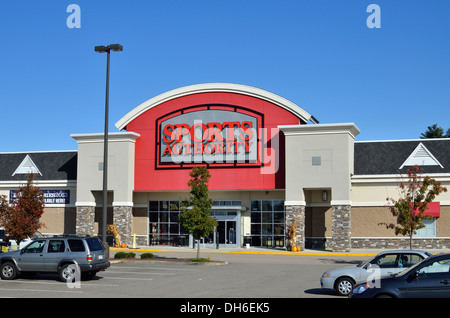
[159,109,259,165]
[10,190,70,205]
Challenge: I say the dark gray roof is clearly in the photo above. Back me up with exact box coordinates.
[354,139,450,175]
[0,151,77,181]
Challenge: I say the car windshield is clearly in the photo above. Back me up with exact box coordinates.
[31,231,44,239]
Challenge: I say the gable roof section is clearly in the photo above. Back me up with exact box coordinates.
[354,139,450,175]
[399,142,443,169]
[0,151,77,181]
[12,154,42,176]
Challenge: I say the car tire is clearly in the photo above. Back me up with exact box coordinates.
[59,263,78,283]
[0,262,18,280]
[335,277,355,296]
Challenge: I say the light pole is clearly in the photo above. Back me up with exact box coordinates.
[94,44,123,245]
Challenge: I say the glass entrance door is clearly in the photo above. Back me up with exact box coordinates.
[217,220,236,244]
[205,211,240,247]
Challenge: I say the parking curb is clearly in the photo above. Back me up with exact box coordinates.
[109,247,378,257]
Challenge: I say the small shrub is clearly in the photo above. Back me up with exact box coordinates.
[140,253,154,259]
[114,252,136,259]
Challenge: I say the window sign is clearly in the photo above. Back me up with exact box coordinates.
[10,190,70,205]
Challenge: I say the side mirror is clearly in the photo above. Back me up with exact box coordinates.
[364,263,373,270]
[409,271,418,279]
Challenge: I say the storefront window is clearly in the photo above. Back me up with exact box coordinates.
[414,218,436,237]
[148,200,188,246]
[250,200,285,248]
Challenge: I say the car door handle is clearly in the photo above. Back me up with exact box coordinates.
[440,280,449,285]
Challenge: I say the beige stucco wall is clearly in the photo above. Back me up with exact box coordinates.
[351,206,450,237]
[71,132,139,205]
[279,123,359,205]
[40,207,77,235]
[351,178,450,204]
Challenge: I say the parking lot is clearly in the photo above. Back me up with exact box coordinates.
[0,247,372,299]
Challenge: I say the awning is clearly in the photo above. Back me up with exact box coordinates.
[412,201,440,218]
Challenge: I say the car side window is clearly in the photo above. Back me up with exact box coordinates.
[371,254,397,268]
[68,239,85,252]
[48,240,65,253]
[417,257,450,277]
[398,254,423,268]
[23,240,46,253]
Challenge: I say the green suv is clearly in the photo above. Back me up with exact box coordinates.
[0,235,110,282]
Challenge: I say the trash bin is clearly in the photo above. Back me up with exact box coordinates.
[178,235,187,246]
[243,236,252,248]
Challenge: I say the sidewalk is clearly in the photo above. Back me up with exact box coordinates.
[109,245,450,257]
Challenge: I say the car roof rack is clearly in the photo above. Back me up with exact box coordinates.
[52,234,92,238]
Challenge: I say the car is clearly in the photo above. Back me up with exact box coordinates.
[350,253,450,298]
[8,231,45,251]
[0,235,110,282]
[0,228,45,251]
[320,250,432,296]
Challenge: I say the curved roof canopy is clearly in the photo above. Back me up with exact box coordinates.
[115,83,318,130]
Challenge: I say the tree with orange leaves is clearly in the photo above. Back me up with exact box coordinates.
[380,166,447,249]
[0,174,45,244]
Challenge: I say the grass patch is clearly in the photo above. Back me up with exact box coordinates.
[191,257,211,262]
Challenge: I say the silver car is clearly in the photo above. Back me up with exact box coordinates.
[0,235,110,282]
[321,250,432,296]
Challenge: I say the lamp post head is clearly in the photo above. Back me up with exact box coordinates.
[95,44,123,53]
[109,44,123,52]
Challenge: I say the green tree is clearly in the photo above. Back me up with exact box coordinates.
[420,124,450,139]
[0,174,45,244]
[179,167,217,258]
[380,166,447,249]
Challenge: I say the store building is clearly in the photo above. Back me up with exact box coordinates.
[1,83,449,252]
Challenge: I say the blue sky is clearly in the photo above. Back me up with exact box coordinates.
[1,0,449,152]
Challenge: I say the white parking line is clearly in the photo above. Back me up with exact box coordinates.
[0,288,83,294]
[0,280,120,287]
[106,271,174,275]
[112,265,198,272]
[103,277,154,281]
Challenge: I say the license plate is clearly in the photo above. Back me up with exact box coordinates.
[98,255,103,260]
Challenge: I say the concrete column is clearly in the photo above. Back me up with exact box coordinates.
[113,205,133,247]
[330,205,351,252]
[76,205,95,236]
[285,205,305,251]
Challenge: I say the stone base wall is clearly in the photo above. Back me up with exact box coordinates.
[351,238,450,249]
[75,206,95,236]
[113,206,133,247]
[330,205,351,252]
[307,237,450,250]
[285,205,305,251]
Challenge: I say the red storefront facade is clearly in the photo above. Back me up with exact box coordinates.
[117,84,315,192]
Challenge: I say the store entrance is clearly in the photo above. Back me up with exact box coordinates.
[217,220,236,244]
[204,211,240,248]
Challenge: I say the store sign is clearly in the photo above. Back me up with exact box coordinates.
[10,190,70,205]
[159,110,258,164]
